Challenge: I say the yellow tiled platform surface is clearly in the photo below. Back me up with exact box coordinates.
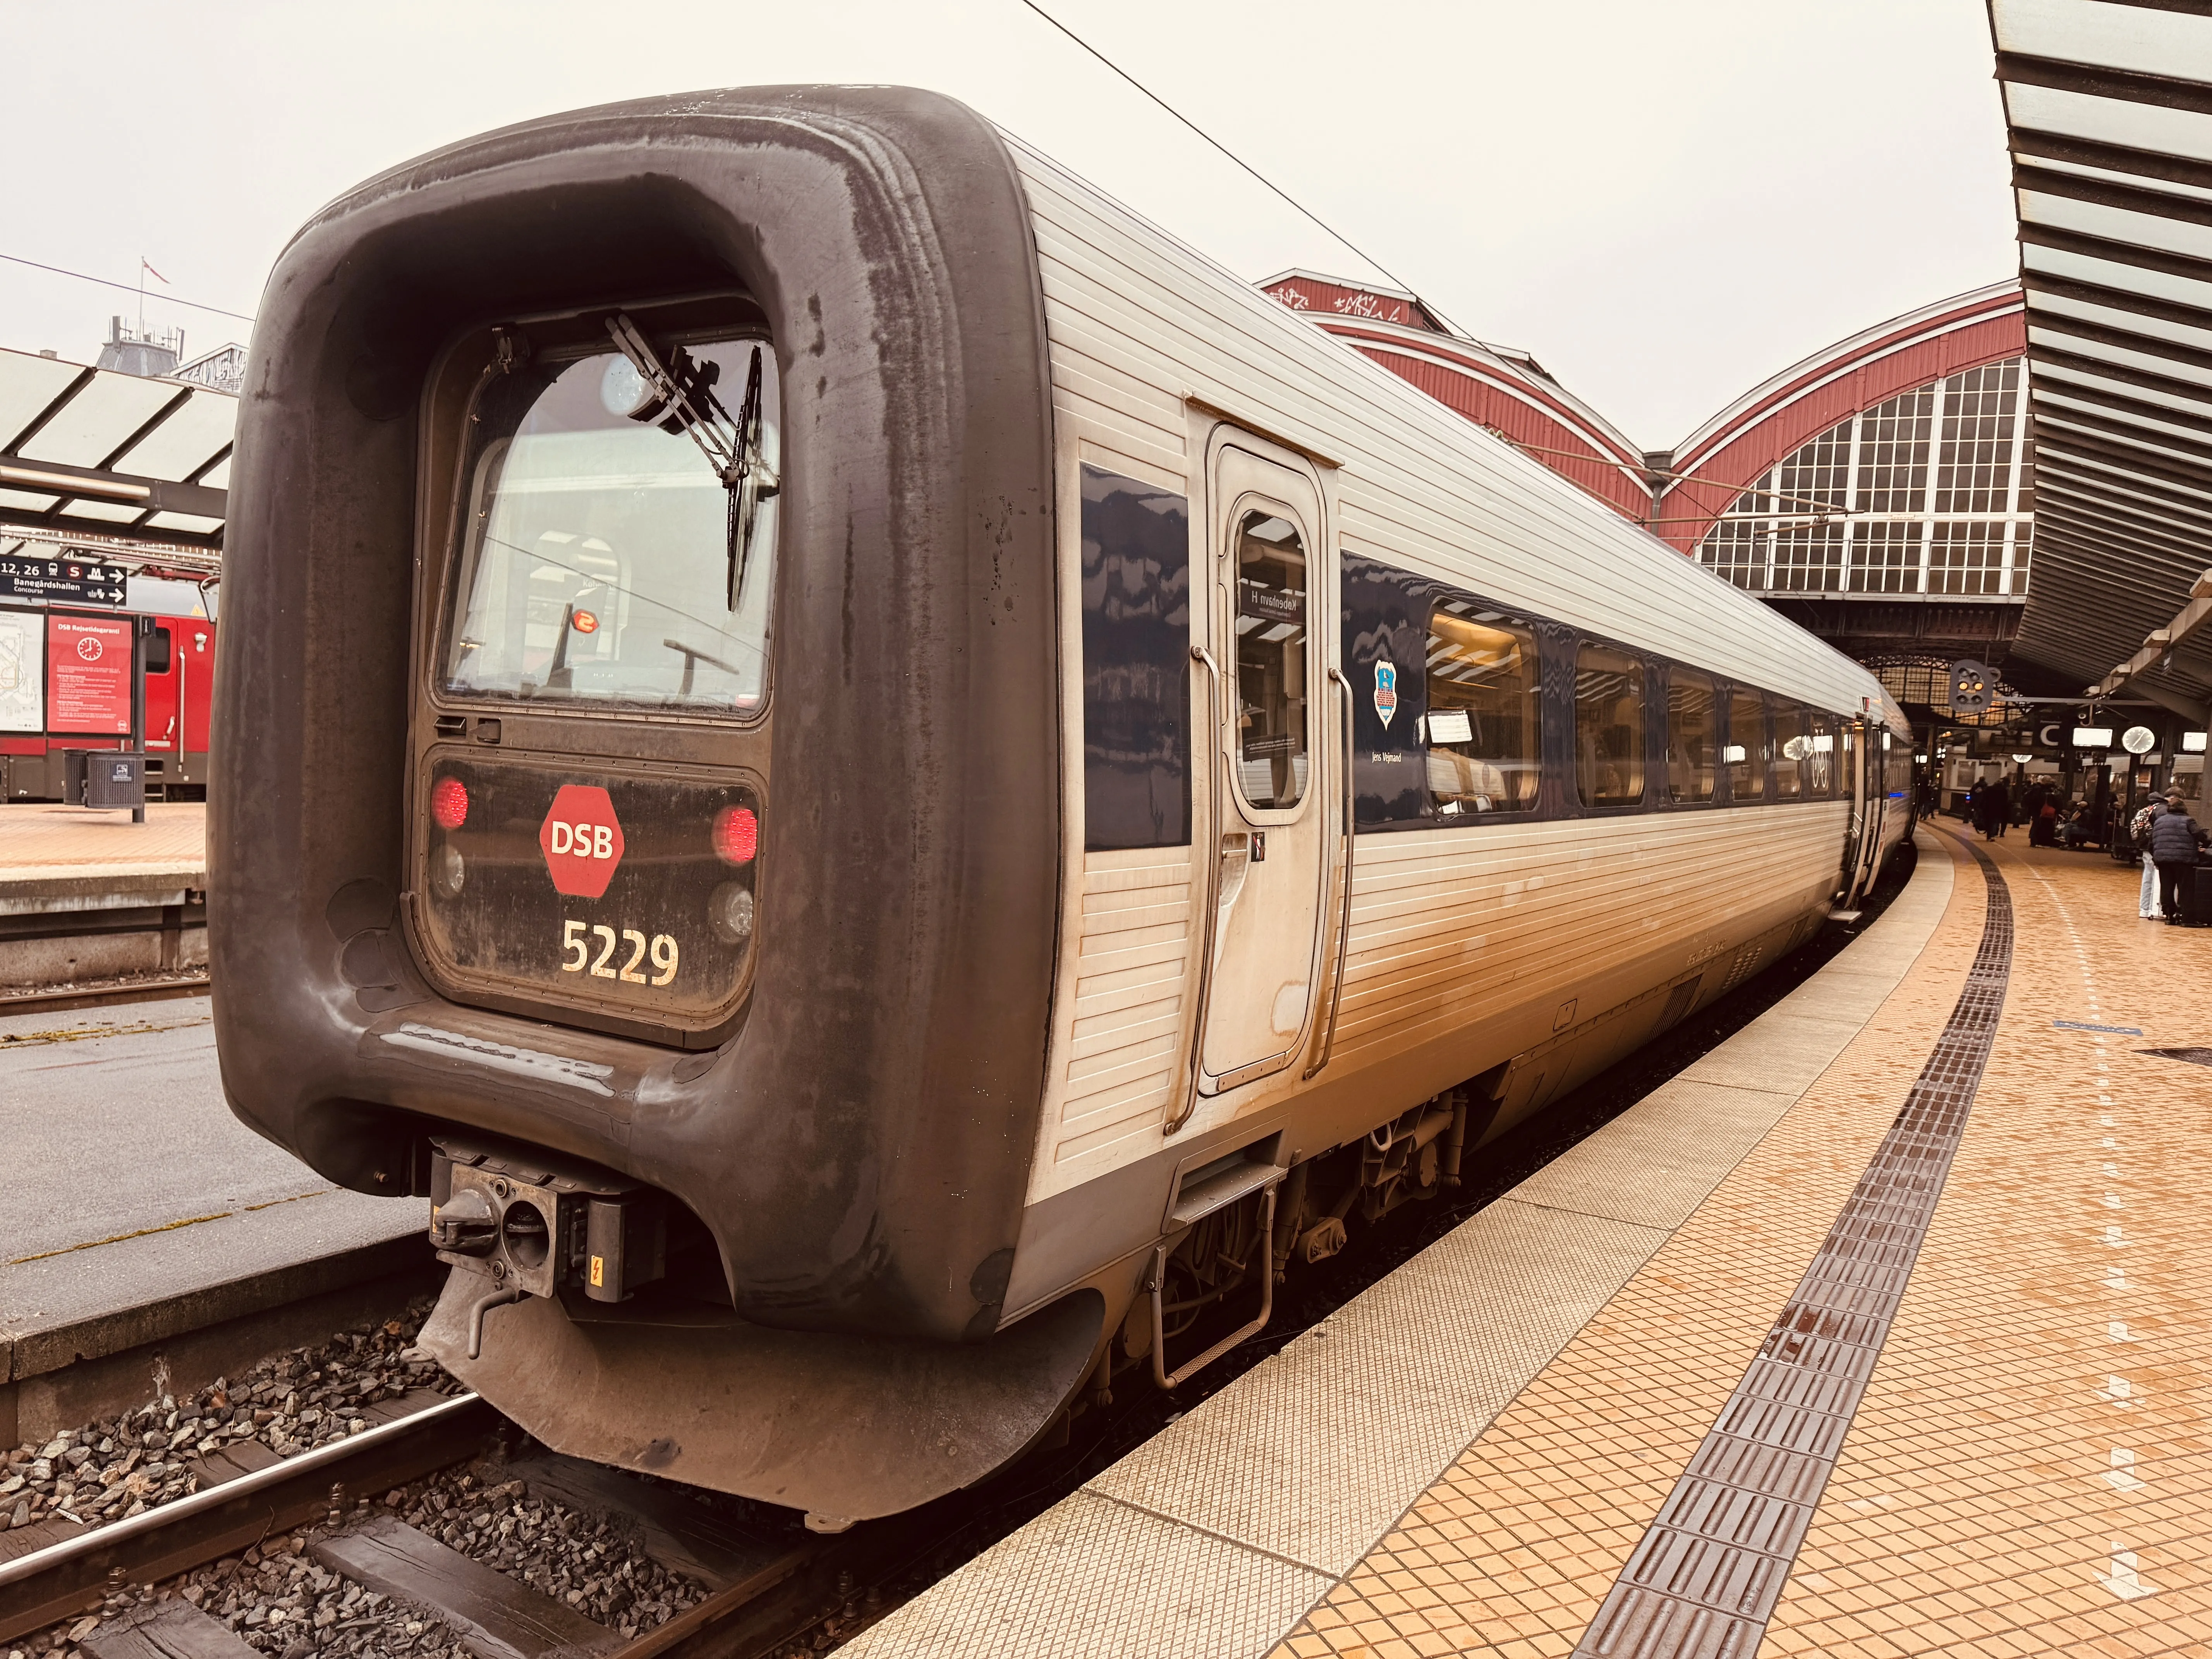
[0,801,206,880]
[1281,832,2212,1659]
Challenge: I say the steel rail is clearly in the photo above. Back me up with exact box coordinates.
[0,1394,497,1643]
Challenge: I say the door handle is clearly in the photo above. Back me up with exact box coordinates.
[1304,665,1356,1080]
[1169,643,1227,1136]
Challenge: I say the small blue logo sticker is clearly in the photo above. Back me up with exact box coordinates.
[1373,659,1398,729]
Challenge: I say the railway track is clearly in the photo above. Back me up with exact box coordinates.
[2,851,1920,1658]
[0,974,209,1018]
[0,1385,977,1659]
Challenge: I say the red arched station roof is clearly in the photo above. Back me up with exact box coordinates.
[1654,283,2026,552]
[1259,271,1655,524]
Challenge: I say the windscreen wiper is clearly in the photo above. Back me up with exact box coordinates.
[605,314,780,611]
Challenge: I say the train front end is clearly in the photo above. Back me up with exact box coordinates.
[210,88,1085,1525]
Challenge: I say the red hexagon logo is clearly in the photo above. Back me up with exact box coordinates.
[539,784,625,899]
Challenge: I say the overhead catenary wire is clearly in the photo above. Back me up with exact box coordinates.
[1014,0,1417,299]
[0,251,256,325]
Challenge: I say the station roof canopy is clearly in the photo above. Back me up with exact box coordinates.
[0,345,232,572]
[1990,0,2212,716]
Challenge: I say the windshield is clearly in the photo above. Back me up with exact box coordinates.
[440,338,778,713]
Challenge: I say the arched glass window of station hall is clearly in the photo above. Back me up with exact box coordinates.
[1698,357,2033,597]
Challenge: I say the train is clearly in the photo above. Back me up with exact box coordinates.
[211,86,1913,1530]
[0,604,216,800]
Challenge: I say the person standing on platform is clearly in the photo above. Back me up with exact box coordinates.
[1983,776,2010,840]
[2134,797,2167,919]
[2148,792,2205,925]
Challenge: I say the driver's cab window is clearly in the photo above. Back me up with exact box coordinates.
[1232,510,1309,810]
[440,335,779,715]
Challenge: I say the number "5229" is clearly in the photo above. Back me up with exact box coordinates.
[562,920,678,986]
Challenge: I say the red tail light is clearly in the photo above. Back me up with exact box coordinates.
[431,776,469,830]
[712,805,758,864]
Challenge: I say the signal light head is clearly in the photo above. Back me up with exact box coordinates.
[431,776,469,831]
[712,805,758,864]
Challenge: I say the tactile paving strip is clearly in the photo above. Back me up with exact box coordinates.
[1573,835,2012,1659]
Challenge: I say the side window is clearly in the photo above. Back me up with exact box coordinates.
[146,627,174,675]
[1080,465,1191,850]
[1575,644,1645,807]
[1807,712,1834,797]
[1426,608,1540,814]
[1726,689,1766,802]
[1839,721,1862,802]
[1667,670,1717,804]
[1772,701,1806,800]
[1232,510,1308,811]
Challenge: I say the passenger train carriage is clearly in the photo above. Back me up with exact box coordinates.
[211,86,1912,1529]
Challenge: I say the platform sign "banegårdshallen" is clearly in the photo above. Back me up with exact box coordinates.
[0,554,128,607]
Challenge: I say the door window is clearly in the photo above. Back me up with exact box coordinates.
[1231,511,1309,810]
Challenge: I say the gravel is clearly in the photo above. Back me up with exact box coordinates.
[5,1297,711,1658]
[1,1297,461,1540]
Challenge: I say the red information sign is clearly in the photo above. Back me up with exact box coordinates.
[46,614,132,734]
[539,784,626,898]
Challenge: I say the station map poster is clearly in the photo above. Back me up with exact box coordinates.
[47,613,132,734]
[0,609,41,733]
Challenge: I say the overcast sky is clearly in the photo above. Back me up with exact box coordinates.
[2,0,2015,448]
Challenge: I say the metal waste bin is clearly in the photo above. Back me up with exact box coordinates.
[82,751,146,810]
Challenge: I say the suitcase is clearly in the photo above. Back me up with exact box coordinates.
[2186,865,2212,927]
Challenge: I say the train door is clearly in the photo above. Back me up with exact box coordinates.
[181,620,215,779]
[1860,728,1889,896]
[142,623,179,763]
[1197,440,1331,1093]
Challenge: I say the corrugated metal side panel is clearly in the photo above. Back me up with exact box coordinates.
[1351,346,1650,522]
[1009,144,1882,718]
[1051,849,1194,1168]
[1012,137,1891,1203]
[1331,807,1843,1066]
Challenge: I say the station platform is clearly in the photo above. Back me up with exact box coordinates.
[0,803,210,991]
[846,827,2212,1658]
[0,801,206,883]
[0,1002,428,1448]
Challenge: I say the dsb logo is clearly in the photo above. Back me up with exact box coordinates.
[539,784,626,899]
[548,822,616,859]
